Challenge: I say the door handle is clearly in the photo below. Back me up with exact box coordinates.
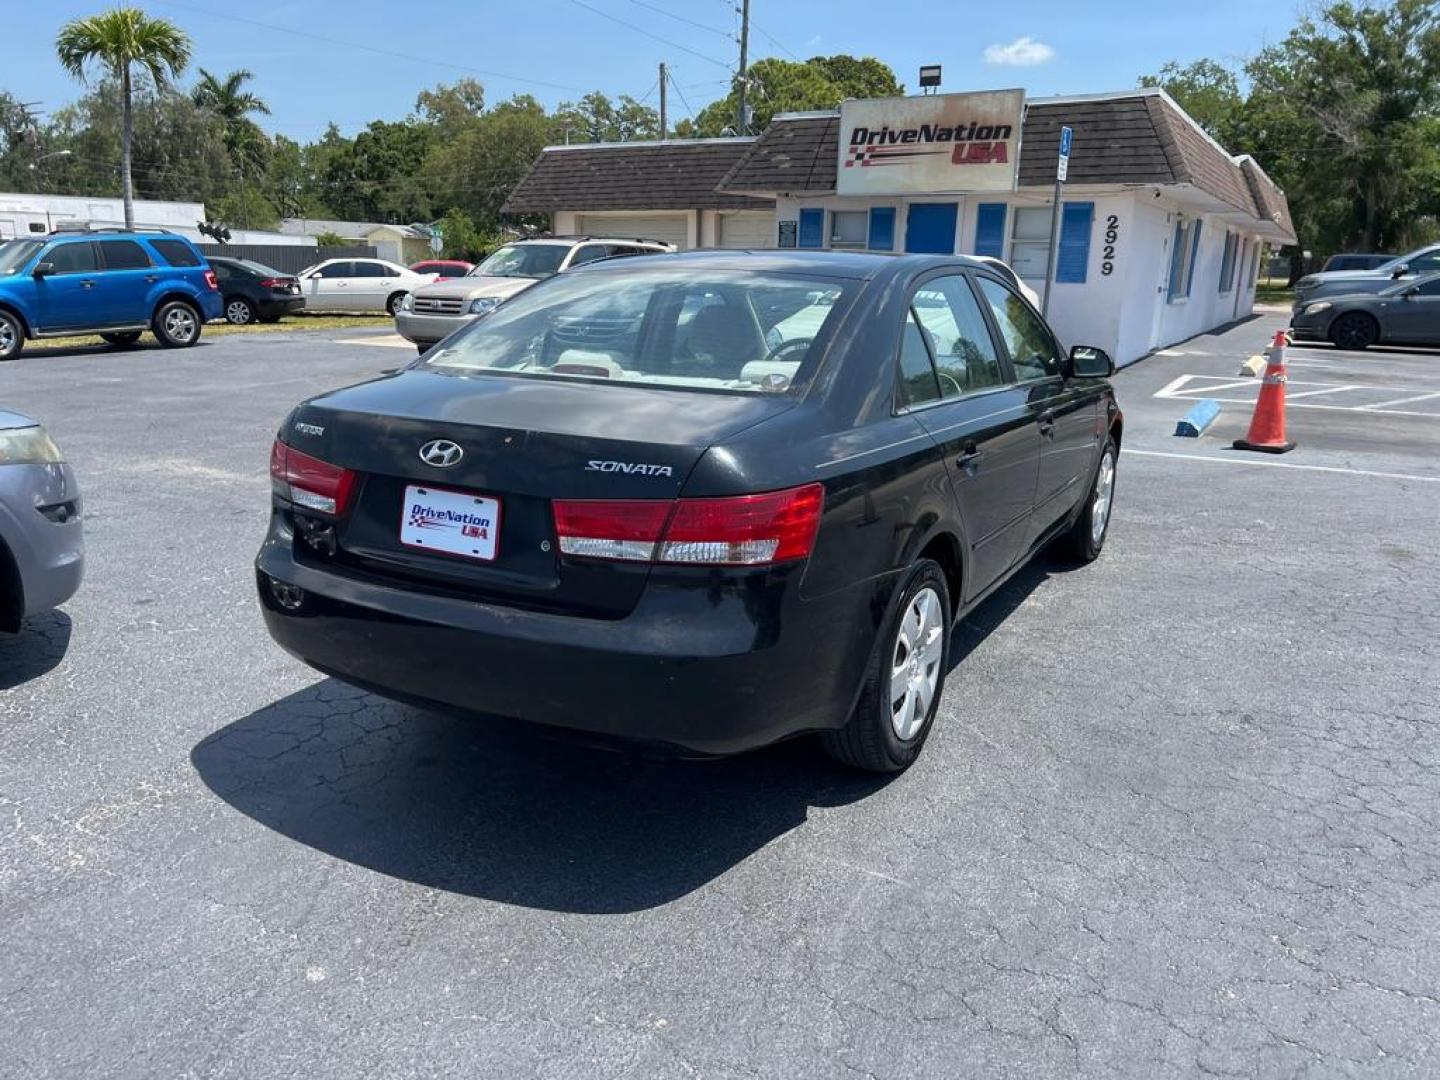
[145,275,159,283]
[80,279,94,289]
[956,445,984,473]
[1037,409,1057,438]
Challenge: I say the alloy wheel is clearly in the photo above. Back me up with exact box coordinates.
[165,305,198,342]
[1091,449,1116,544]
[226,300,253,325]
[0,317,15,357]
[889,586,944,740]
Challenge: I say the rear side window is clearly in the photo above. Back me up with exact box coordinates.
[911,277,1005,395]
[98,239,152,270]
[897,311,942,408]
[353,262,385,278]
[150,238,201,267]
[976,277,1062,381]
[46,242,98,274]
[567,245,611,267]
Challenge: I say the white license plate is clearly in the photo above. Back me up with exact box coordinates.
[399,484,501,561]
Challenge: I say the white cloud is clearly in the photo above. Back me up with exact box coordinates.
[982,36,1056,67]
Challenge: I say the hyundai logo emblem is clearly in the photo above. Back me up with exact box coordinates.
[419,439,464,467]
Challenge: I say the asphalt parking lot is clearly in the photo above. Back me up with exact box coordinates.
[3,317,1438,1078]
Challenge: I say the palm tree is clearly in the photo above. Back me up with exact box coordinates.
[56,8,192,228]
[191,67,270,163]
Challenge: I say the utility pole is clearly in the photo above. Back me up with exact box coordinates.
[659,61,668,140]
[736,0,750,135]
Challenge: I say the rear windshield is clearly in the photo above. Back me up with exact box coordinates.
[422,268,854,395]
[0,239,44,275]
[236,259,284,277]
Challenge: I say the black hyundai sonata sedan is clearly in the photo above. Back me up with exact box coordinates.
[257,250,1121,772]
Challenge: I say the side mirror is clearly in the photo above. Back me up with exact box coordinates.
[1068,345,1114,378]
[309,271,324,279]
[32,262,54,278]
[1391,265,1408,279]
[1403,286,1420,299]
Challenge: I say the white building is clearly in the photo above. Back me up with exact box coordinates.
[503,88,1295,367]
[0,192,314,247]
[280,218,435,265]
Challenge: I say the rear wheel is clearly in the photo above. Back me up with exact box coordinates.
[101,331,142,347]
[224,297,256,325]
[386,292,407,317]
[821,558,950,773]
[1330,311,1378,350]
[153,300,202,348]
[0,311,24,362]
[1062,438,1116,562]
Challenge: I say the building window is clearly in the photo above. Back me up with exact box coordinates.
[1167,217,1203,303]
[868,207,896,251]
[798,208,824,249]
[1009,206,1051,279]
[830,210,868,250]
[1218,232,1237,292]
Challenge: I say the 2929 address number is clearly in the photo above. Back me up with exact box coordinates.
[1101,214,1119,276]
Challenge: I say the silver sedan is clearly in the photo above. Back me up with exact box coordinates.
[0,410,83,630]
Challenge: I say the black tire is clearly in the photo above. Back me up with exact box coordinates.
[0,310,26,362]
[101,331,142,347]
[1062,437,1117,562]
[224,297,256,325]
[416,343,431,356]
[1330,311,1378,350]
[821,558,951,773]
[152,300,203,348]
[257,312,282,324]
[386,292,407,317]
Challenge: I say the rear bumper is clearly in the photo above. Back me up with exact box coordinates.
[394,310,476,346]
[255,519,887,756]
[0,462,84,618]
[258,296,305,319]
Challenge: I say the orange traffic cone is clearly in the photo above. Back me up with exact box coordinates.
[1233,331,1296,454]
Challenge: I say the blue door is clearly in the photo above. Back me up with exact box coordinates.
[32,239,101,332]
[904,203,958,254]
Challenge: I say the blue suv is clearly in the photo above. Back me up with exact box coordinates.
[0,229,223,362]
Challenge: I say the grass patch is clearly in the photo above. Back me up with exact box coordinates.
[25,313,393,353]
[1255,278,1294,305]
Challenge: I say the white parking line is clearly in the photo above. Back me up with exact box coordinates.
[1285,384,1361,399]
[1155,374,1440,418]
[1123,448,1440,484]
[1359,390,1440,411]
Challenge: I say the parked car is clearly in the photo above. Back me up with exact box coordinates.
[1293,242,1440,311]
[0,410,82,630]
[395,236,672,354]
[1290,271,1440,349]
[975,255,1041,308]
[297,258,433,316]
[208,256,304,325]
[258,251,1121,773]
[409,259,473,278]
[0,228,222,361]
[1320,253,1395,273]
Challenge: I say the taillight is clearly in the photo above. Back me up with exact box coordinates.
[551,484,823,567]
[269,439,357,515]
[203,270,219,290]
[259,277,282,288]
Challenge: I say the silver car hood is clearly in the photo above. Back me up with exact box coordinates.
[410,275,541,302]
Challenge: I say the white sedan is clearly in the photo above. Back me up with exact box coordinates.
[297,258,436,315]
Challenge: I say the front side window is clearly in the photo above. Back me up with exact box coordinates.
[424,268,852,395]
[316,261,352,278]
[977,277,1061,381]
[45,241,98,274]
[911,277,1005,395]
[473,244,567,279]
[98,239,152,270]
[1407,250,1440,274]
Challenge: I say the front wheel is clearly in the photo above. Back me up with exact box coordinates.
[1062,437,1117,562]
[1330,311,1378,350]
[821,558,951,773]
[0,310,23,362]
[153,300,202,348]
[386,292,407,317]
[224,297,256,325]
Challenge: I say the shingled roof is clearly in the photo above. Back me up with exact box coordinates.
[502,138,771,214]
[716,90,1294,241]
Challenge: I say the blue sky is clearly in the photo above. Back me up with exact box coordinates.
[5,0,1301,140]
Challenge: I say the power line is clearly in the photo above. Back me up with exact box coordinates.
[624,0,732,38]
[667,70,698,121]
[146,0,591,94]
[566,0,733,70]
[753,23,798,61]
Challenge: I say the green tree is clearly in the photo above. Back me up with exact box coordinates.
[426,95,553,230]
[552,91,659,143]
[322,119,434,222]
[437,207,482,259]
[191,67,270,171]
[210,187,280,231]
[416,79,486,134]
[687,55,903,136]
[55,7,192,227]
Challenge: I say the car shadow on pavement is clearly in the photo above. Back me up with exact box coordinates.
[949,551,1076,670]
[191,680,890,913]
[0,610,72,690]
